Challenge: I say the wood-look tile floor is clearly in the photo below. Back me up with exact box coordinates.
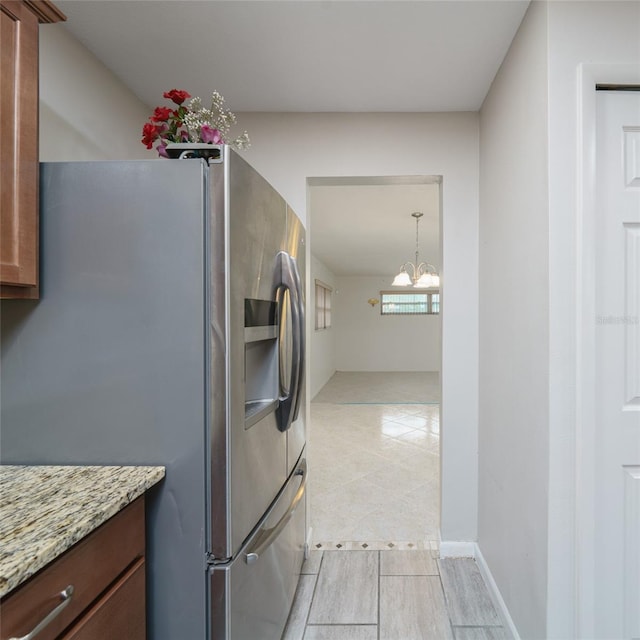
[283,551,510,640]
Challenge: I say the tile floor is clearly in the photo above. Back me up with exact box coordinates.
[283,550,509,640]
[312,372,440,405]
[298,374,509,640]
[309,372,440,546]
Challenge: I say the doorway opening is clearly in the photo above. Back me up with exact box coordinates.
[306,175,442,549]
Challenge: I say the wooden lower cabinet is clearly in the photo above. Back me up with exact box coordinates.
[63,558,146,640]
[1,497,146,640]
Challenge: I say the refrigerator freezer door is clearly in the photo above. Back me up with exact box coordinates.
[208,149,289,559]
[209,455,307,640]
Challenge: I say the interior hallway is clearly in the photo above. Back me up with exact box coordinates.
[309,372,440,546]
[292,376,510,638]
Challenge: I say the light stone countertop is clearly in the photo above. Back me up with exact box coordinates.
[0,465,165,598]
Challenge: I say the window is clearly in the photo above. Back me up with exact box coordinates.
[315,280,332,329]
[430,292,440,314]
[380,291,440,315]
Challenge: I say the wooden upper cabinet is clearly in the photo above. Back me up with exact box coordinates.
[0,0,65,299]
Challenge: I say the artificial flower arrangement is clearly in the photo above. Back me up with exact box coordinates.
[141,89,250,157]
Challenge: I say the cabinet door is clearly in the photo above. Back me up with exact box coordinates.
[62,559,146,640]
[0,1,39,294]
[0,0,64,298]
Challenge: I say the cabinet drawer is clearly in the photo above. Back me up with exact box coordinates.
[62,558,145,640]
[1,497,144,640]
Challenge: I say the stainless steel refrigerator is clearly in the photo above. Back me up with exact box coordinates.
[0,147,307,640]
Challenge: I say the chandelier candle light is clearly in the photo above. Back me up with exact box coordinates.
[391,212,440,288]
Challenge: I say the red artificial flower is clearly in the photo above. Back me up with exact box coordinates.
[141,122,160,149]
[151,106,173,122]
[163,89,191,105]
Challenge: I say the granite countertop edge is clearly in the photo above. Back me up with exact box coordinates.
[0,465,165,598]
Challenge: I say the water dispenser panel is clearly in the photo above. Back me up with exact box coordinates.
[244,299,279,429]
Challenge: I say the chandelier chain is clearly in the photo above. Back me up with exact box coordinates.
[412,211,423,268]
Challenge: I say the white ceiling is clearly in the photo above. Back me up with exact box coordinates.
[310,179,440,277]
[55,0,528,277]
[56,0,529,113]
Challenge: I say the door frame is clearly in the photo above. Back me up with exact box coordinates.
[304,174,444,545]
[576,63,640,638]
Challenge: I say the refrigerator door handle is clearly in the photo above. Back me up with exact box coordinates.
[275,251,302,432]
[244,458,307,565]
[290,252,305,423]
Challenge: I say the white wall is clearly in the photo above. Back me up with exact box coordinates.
[39,25,152,161]
[310,254,337,399]
[478,3,550,638]
[237,112,479,542]
[333,277,441,373]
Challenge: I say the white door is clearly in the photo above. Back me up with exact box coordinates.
[594,90,640,640]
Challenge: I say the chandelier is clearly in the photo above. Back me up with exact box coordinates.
[391,212,440,288]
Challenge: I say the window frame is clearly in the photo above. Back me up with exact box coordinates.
[315,279,333,330]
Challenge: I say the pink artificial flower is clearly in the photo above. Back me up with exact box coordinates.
[156,141,168,158]
[200,125,223,144]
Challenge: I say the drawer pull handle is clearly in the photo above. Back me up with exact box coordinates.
[245,459,307,565]
[10,585,74,640]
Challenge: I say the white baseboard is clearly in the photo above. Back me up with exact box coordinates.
[438,540,520,639]
[305,527,313,560]
[474,543,521,640]
[438,540,476,558]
